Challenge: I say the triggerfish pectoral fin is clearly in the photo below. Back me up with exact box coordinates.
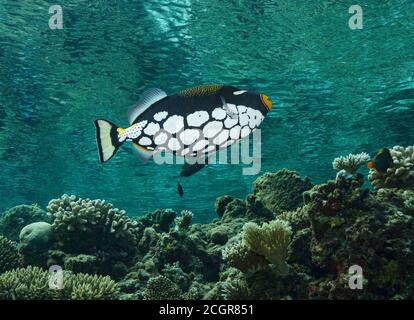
[132,143,153,163]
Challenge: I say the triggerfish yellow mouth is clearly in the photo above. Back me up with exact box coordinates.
[261,94,272,111]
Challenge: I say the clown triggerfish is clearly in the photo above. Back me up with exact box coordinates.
[94,84,272,172]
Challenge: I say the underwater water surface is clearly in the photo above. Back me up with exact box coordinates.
[0,0,413,222]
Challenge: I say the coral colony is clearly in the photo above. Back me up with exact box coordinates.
[1,145,414,299]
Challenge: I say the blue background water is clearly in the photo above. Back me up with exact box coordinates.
[0,0,413,222]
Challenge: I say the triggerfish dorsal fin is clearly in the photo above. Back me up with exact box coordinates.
[128,88,167,124]
[177,84,223,97]
[132,143,154,163]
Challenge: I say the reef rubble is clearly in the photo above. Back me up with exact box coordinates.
[1,145,414,300]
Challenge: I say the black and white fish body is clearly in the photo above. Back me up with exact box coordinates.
[94,84,272,163]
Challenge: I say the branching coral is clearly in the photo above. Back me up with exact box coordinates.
[332,152,370,176]
[0,266,119,300]
[63,273,119,300]
[47,194,140,252]
[144,275,182,300]
[175,210,193,232]
[368,145,414,189]
[242,220,292,275]
[0,266,53,300]
[0,235,21,274]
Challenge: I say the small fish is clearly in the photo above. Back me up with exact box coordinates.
[94,84,272,172]
[177,181,184,197]
[367,148,393,173]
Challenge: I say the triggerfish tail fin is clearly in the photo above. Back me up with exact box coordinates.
[94,119,124,163]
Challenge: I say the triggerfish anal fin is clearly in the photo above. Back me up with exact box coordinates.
[180,162,206,177]
[132,143,154,163]
[128,88,167,124]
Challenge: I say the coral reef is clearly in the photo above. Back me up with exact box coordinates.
[3,157,414,300]
[368,145,414,189]
[0,204,49,241]
[0,235,21,274]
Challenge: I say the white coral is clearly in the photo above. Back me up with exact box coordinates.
[368,145,414,189]
[332,152,370,174]
[47,194,140,245]
[242,220,292,275]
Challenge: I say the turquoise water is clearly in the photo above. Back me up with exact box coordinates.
[0,0,413,222]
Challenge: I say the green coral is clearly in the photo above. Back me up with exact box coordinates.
[0,266,119,300]
[139,209,176,232]
[144,275,182,300]
[252,169,313,215]
[174,210,193,232]
[0,235,21,274]
[0,266,53,300]
[368,145,414,190]
[222,241,267,273]
[63,273,119,300]
[0,204,48,241]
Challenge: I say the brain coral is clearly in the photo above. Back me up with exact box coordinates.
[368,145,414,189]
[47,194,140,252]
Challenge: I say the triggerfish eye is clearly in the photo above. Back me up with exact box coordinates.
[260,94,272,111]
